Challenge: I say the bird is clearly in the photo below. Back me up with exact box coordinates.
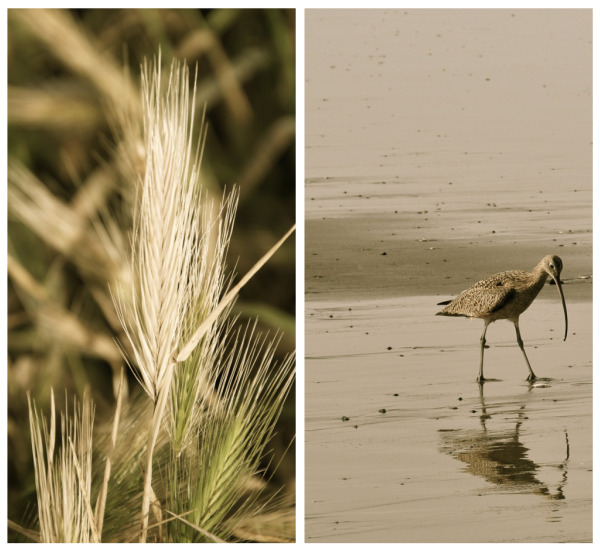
[436,255,568,382]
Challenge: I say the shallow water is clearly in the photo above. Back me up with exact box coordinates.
[304,9,592,543]
[305,297,592,542]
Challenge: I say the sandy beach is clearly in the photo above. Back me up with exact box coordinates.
[305,9,592,543]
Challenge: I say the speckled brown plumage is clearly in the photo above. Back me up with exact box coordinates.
[436,255,568,382]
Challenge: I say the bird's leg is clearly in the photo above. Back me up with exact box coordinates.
[513,320,537,381]
[477,322,490,383]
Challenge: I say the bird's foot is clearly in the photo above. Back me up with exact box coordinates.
[476,375,485,384]
[526,373,537,382]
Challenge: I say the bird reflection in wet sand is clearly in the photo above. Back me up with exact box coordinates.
[436,255,568,382]
[439,388,569,501]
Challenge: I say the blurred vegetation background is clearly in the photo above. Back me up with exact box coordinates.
[7,8,295,540]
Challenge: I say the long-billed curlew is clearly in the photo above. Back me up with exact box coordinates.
[436,255,568,382]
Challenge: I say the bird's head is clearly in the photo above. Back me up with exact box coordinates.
[541,255,563,281]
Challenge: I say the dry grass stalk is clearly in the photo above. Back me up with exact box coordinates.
[28,390,98,542]
[10,9,140,123]
[7,254,122,364]
[112,52,295,542]
[176,223,296,364]
[8,163,124,287]
[16,45,295,542]
[177,23,252,124]
[94,367,126,536]
[110,59,210,540]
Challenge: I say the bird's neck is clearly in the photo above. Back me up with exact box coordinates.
[531,266,550,287]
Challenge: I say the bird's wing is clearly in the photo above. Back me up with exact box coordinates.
[437,284,515,318]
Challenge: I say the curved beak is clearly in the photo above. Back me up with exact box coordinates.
[552,275,568,341]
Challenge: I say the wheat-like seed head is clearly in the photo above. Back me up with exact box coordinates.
[108,52,295,543]
[114,54,235,404]
[166,320,295,542]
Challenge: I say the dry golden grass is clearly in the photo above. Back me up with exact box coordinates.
[7,8,295,543]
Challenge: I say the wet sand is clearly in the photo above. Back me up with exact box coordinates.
[305,295,591,542]
[305,9,592,543]
[306,177,592,302]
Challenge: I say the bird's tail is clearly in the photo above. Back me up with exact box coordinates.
[437,299,452,306]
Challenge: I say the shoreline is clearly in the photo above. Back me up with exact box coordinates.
[306,215,592,302]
